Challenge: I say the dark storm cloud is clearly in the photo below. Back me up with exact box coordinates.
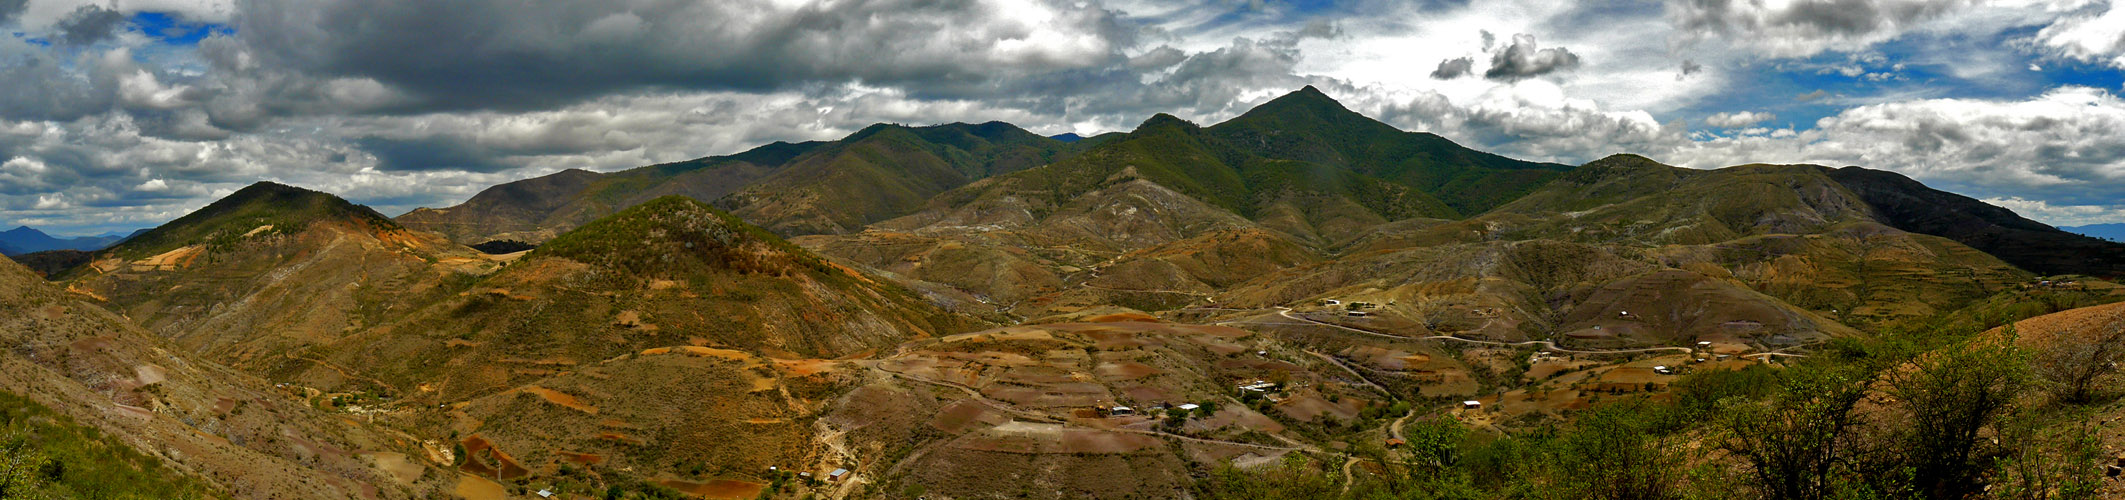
[55,5,129,45]
[355,136,518,173]
[231,0,1134,113]
[1484,34,1580,81]
[1431,57,1473,79]
[0,0,26,25]
[1666,0,1971,56]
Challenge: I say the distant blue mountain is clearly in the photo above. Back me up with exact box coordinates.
[0,226,141,256]
[1048,133,1086,143]
[2063,223,2125,242]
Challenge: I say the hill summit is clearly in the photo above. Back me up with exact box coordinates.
[100,181,399,260]
[534,195,832,278]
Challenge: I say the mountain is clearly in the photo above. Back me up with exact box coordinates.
[718,121,1073,235]
[398,121,1071,244]
[1822,167,2125,278]
[65,181,502,369]
[400,90,1568,248]
[0,225,137,255]
[2061,223,2125,242]
[1206,86,1573,217]
[399,140,822,244]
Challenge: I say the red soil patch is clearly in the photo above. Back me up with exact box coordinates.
[659,479,765,499]
[1095,361,1160,381]
[558,451,605,465]
[597,432,644,445]
[929,400,1009,433]
[1084,312,1161,323]
[774,358,836,376]
[458,435,530,480]
[520,386,598,414]
[641,346,750,360]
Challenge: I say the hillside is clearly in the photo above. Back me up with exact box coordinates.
[0,257,455,498]
[398,140,823,245]
[218,197,997,496]
[719,121,1073,236]
[4,248,92,278]
[64,182,504,369]
[275,196,985,401]
[1823,167,2125,278]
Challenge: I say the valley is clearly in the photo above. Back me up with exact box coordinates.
[6,86,2125,499]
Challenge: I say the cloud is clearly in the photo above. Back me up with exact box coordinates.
[1484,34,1581,81]
[1979,197,2125,227]
[1680,59,1703,76]
[1670,86,2125,215]
[1430,57,1473,79]
[1704,110,1774,128]
[54,4,128,45]
[231,0,1133,112]
[1665,0,1973,58]
[0,0,26,24]
[1376,80,1684,163]
[2034,1,2125,68]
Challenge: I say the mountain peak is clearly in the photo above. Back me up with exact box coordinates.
[535,196,824,278]
[99,182,398,259]
[1135,113,1199,132]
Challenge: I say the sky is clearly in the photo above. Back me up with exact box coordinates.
[1,0,2123,236]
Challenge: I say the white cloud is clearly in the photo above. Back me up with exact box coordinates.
[1979,197,2125,227]
[1704,110,1775,128]
[1668,86,2125,214]
[2034,1,2125,68]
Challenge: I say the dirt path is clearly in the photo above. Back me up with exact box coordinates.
[1303,351,1391,396]
[877,364,1311,454]
[1341,456,1360,494]
[1254,309,1697,356]
[282,352,403,394]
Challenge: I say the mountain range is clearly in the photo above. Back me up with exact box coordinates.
[4,86,2124,498]
[2064,222,2125,242]
[0,226,144,256]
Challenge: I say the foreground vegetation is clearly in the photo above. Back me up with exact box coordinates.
[1197,301,2125,500]
[0,391,217,499]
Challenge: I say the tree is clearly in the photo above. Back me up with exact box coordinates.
[2034,310,2125,404]
[1885,337,2032,499]
[0,433,51,500]
[1714,368,1869,500]
[1555,400,1683,500]
[1992,413,2104,500]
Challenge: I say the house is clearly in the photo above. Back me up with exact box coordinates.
[1653,365,1675,375]
[1347,311,1370,317]
[536,490,554,498]
[829,468,850,481]
[1386,438,1406,449]
[1323,299,1341,306]
[1237,381,1278,393]
[1462,400,1482,410]
[1177,403,1200,411]
[1110,406,1135,416]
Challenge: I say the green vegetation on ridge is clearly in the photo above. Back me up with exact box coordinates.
[94,181,397,262]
